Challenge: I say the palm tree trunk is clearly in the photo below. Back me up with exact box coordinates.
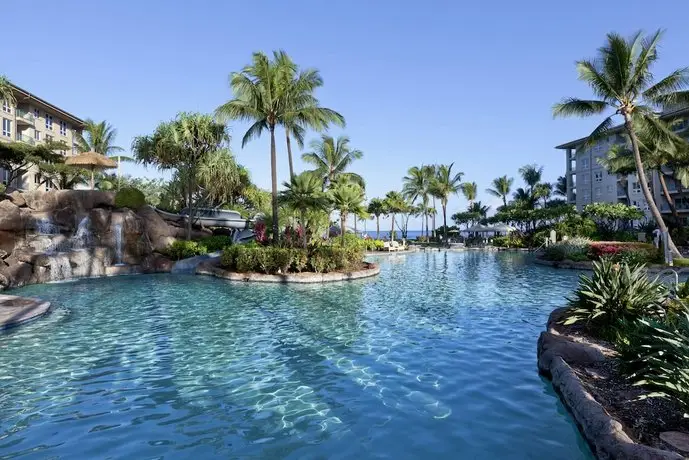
[431,197,436,239]
[340,213,346,246]
[286,130,294,179]
[502,195,507,207]
[186,170,194,240]
[442,203,448,244]
[391,213,395,241]
[624,115,681,258]
[658,172,679,224]
[270,126,279,245]
[376,216,380,239]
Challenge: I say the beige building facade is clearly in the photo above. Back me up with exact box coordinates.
[1,83,85,191]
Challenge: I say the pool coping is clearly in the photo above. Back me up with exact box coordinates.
[537,307,684,460]
[533,257,680,274]
[196,259,381,283]
[0,294,51,330]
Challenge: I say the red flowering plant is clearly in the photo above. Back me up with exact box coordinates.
[254,221,268,245]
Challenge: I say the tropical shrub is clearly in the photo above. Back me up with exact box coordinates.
[541,238,591,262]
[309,247,338,273]
[364,239,385,251]
[492,235,524,248]
[220,244,364,274]
[619,304,689,416]
[583,202,644,240]
[161,240,208,260]
[554,214,597,239]
[673,257,689,268]
[564,260,668,337]
[198,235,233,252]
[114,187,146,209]
[588,242,659,265]
[291,249,309,272]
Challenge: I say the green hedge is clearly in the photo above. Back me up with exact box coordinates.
[221,245,365,274]
[114,187,146,209]
[160,235,233,261]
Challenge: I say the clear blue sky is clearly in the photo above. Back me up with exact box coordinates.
[4,0,689,229]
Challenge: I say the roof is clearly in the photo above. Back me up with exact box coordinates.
[555,106,689,150]
[10,83,85,128]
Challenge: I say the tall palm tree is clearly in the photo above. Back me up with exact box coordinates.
[367,198,386,239]
[272,52,346,179]
[402,166,432,237]
[513,187,538,209]
[486,175,514,207]
[468,201,490,219]
[518,164,543,196]
[216,51,344,243]
[329,181,365,246]
[534,182,553,207]
[554,176,568,197]
[553,30,689,258]
[77,119,131,185]
[461,181,477,207]
[430,163,464,242]
[0,75,15,107]
[279,172,329,247]
[422,165,437,237]
[302,135,363,190]
[384,191,406,241]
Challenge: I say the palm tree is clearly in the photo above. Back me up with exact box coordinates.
[553,30,689,257]
[384,191,406,241]
[422,165,438,237]
[468,201,490,219]
[486,175,514,207]
[534,182,553,207]
[430,163,464,243]
[216,51,344,243]
[329,181,365,246]
[0,75,15,107]
[302,135,363,190]
[402,166,432,237]
[77,119,132,186]
[272,52,345,179]
[513,187,538,209]
[279,172,329,247]
[554,176,568,197]
[461,181,477,207]
[367,198,386,239]
[518,164,543,196]
[132,112,228,240]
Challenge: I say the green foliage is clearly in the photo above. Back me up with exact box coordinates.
[492,235,524,248]
[619,304,689,415]
[364,239,385,251]
[0,184,5,194]
[542,238,591,261]
[302,135,363,189]
[114,187,146,209]
[0,141,66,185]
[553,214,597,238]
[564,260,667,337]
[199,235,233,252]
[220,244,363,274]
[162,240,209,261]
[673,258,689,268]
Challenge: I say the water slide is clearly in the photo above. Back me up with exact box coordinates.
[154,207,254,229]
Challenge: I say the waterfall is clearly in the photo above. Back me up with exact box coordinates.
[114,223,124,265]
[71,217,92,250]
[36,217,59,235]
[49,254,73,282]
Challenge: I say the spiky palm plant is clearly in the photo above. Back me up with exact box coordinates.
[486,175,514,206]
[279,172,329,247]
[329,181,365,246]
[0,75,15,107]
[554,30,689,258]
[518,164,544,196]
[430,163,463,242]
[402,166,432,237]
[302,135,363,190]
[367,198,386,239]
[461,181,477,207]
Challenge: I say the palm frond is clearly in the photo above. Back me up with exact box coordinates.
[553,98,610,118]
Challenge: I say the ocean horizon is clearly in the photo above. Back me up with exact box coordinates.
[364,230,427,239]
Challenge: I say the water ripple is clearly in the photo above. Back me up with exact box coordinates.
[0,252,593,459]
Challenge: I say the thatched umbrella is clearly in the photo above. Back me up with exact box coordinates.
[65,151,117,190]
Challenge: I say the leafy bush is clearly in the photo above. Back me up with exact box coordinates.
[492,235,524,248]
[619,304,689,416]
[114,187,146,210]
[162,240,208,260]
[220,244,364,274]
[564,259,668,337]
[291,249,308,272]
[554,214,597,239]
[198,235,233,252]
[588,242,659,265]
[364,239,385,251]
[541,238,591,261]
[673,257,689,268]
[309,247,338,273]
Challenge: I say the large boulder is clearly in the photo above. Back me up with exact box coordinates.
[0,200,23,231]
[1,257,34,288]
[8,191,26,207]
[0,231,16,258]
[138,206,175,251]
[24,190,114,212]
[141,253,174,273]
[89,208,111,235]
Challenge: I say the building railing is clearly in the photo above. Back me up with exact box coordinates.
[15,108,35,124]
[15,133,35,145]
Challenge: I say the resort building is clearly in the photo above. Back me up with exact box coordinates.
[555,107,689,221]
[0,83,85,191]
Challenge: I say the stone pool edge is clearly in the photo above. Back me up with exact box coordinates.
[537,307,683,460]
[0,295,51,330]
[196,259,380,283]
[533,257,679,274]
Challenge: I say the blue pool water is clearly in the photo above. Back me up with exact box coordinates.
[0,251,593,459]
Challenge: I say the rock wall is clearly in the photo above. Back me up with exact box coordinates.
[0,190,197,290]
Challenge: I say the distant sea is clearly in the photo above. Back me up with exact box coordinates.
[364,230,425,240]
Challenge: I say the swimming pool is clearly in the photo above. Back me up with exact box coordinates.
[0,251,592,459]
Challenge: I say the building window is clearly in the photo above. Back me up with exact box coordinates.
[582,175,590,185]
[45,115,53,130]
[594,171,603,182]
[595,187,601,199]
[607,185,613,194]
[34,129,40,141]
[2,101,10,113]
[59,120,67,136]
[582,190,590,202]
[581,158,589,169]
[34,174,41,184]
[33,108,39,118]
[632,181,642,194]
[2,119,10,137]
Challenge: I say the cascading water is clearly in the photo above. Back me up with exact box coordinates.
[114,223,124,265]
[70,217,92,250]
[36,217,59,236]
[49,254,73,282]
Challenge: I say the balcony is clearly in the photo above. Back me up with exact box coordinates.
[15,133,35,145]
[15,108,35,126]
